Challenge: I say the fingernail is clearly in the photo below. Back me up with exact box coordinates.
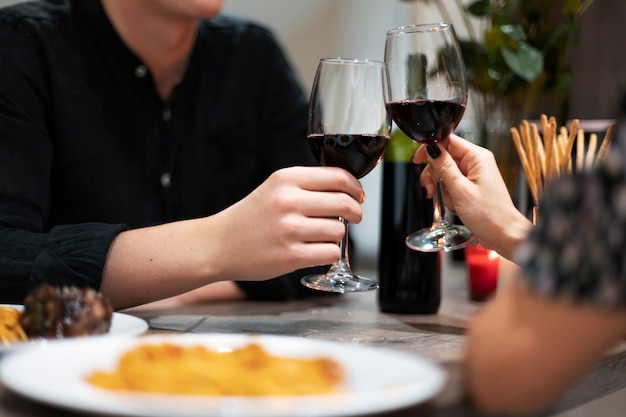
[361,191,366,203]
[427,143,441,159]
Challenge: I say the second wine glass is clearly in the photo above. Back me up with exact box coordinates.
[385,23,476,252]
[301,58,391,293]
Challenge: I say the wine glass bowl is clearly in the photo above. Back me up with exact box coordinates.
[301,58,391,293]
[385,23,476,252]
[388,100,466,145]
[308,133,389,180]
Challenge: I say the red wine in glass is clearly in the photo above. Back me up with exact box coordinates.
[387,100,466,145]
[385,23,476,252]
[308,133,390,179]
[301,58,390,293]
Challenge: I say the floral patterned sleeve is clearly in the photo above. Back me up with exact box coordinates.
[513,110,626,308]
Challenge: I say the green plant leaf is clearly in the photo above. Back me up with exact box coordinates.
[501,43,543,82]
[500,24,527,41]
[429,0,596,121]
[466,0,491,17]
[459,39,487,79]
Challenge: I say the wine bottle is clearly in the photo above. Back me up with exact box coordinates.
[378,128,441,314]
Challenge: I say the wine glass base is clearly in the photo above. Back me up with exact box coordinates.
[300,273,379,293]
[406,224,477,252]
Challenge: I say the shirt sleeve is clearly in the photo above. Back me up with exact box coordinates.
[514,110,626,308]
[0,19,128,303]
[0,223,128,303]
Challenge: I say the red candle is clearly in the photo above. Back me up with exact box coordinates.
[464,244,499,301]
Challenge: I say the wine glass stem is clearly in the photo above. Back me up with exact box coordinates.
[329,218,352,273]
[431,182,449,229]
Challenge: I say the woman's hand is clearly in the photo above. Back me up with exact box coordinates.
[412,134,532,259]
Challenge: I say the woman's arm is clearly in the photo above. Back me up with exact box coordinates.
[465,277,626,415]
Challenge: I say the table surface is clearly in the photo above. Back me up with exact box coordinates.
[2,255,626,417]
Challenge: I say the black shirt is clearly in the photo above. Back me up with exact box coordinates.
[0,0,325,302]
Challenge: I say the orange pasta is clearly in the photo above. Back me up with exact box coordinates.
[0,307,27,345]
[86,342,344,396]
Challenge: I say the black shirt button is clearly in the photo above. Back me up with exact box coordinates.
[160,172,172,188]
[134,65,148,78]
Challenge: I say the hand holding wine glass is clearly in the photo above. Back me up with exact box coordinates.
[385,23,477,252]
[301,58,391,293]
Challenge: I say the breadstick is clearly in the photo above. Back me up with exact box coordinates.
[552,134,561,178]
[542,115,554,182]
[585,133,597,170]
[576,129,585,172]
[530,123,545,197]
[558,126,568,154]
[519,120,537,177]
[558,127,569,173]
[520,121,536,183]
[596,123,615,162]
[563,119,579,173]
[529,123,544,175]
[546,117,558,177]
[511,127,539,204]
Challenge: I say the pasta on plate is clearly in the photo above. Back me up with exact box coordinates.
[86,342,344,396]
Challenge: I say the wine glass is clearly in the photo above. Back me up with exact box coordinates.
[301,58,391,293]
[385,23,477,252]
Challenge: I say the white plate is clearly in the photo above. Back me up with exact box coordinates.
[0,333,446,417]
[0,304,148,353]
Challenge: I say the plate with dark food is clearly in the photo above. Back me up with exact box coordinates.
[0,284,148,353]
